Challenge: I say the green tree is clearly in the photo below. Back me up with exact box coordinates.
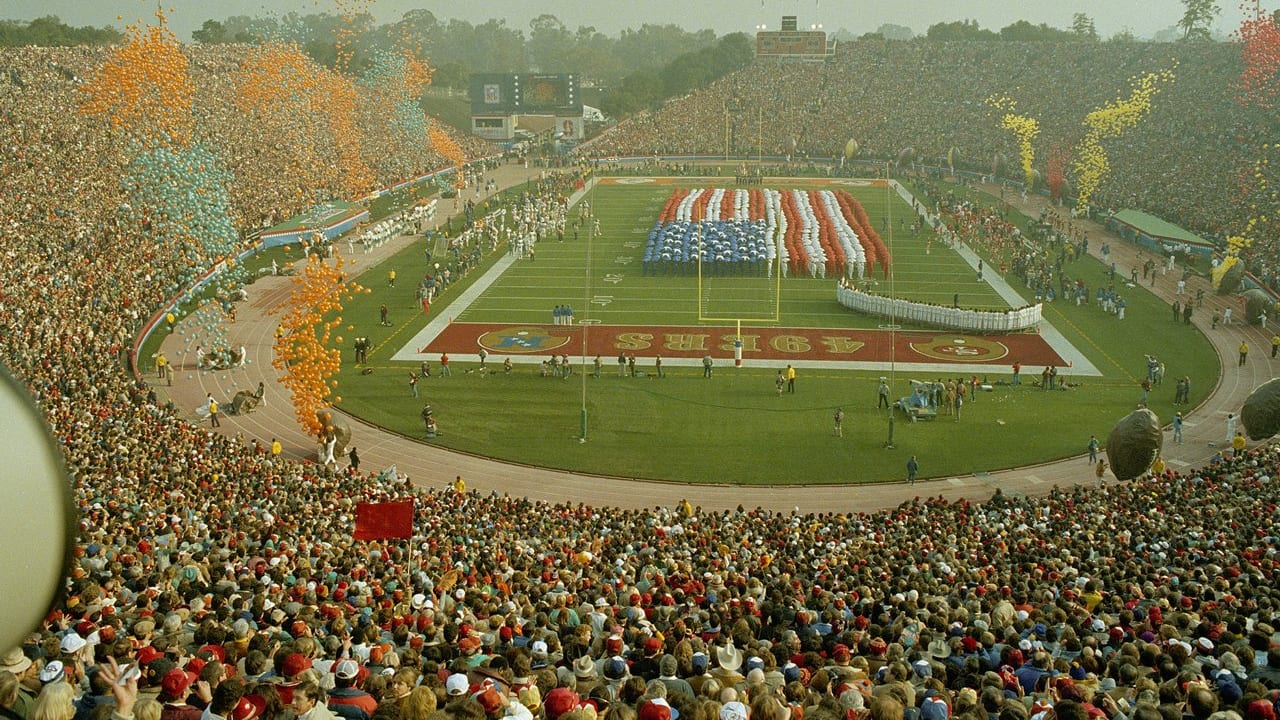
[0,15,121,46]
[1178,0,1221,40]
[875,23,915,40]
[528,14,572,72]
[1109,27,1137,42]
[470,19,526,72]
[925,19,997,41]
[192,19,233,44]
[1071,13,1099,40]
[998,20,1073,41]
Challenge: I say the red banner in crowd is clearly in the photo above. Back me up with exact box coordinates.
[354,501,415,540]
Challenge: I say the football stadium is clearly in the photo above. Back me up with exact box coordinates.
[1,5,1279,720]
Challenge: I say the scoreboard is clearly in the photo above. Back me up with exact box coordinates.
[470,73,580,114]
[755,30,828,58]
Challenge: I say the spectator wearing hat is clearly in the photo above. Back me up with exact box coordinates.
[516,687,541,717]
[711,644,745,690]
[229,696,265,720]
[721,701,748,720]
[826,645,860,684]
[1,650,38,718]
[639,698,678,720]
[572,657,601,698]
[543,688,582,720]
[919,695,949,720]
[457,637,486,669]
[444,675,469,702]
[271,653,314,706]
[473,685,530,720]
[656,656,692,699]
[631,638,664,681]
[327,661,376,720]
[39,662,67,688]
[601,656,630,698]
[158,668,202,720]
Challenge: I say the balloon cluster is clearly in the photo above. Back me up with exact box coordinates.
[333,0,376,74]
[1045,144,1070,201]
[361,48,435,175]
[1215,218,1255,289]
[79,10,194,148]
[985,95,1040,187]
[1072,68,1177,208]
[1222,10,1280,291]
[174,302,240,388]
[429,125,467,189]
[271,253,368,436]
[121,143,238,277]
[1235,9,1280,110]
[233,42,376,200]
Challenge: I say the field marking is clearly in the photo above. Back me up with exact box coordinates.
[395,178,1098,374]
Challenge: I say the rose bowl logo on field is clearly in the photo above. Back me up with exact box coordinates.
[478,326,572,353]
[909,335,1008,362]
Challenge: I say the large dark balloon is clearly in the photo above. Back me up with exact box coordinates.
[1218,262,1244,295]
[1242,377,1280,440]
[1106,408,1162,481]
[1243,288,1273,325]
[316,409,352,457]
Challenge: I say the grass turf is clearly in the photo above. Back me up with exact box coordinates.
[303,178,1217,485]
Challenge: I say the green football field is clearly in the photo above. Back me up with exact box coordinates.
[457,181,1006,329]
[313,177,1218,485]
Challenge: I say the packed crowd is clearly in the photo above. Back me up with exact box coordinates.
[1,38,1280,720]
[585,40,1271,270]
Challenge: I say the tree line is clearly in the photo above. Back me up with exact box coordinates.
[0,16,121,46]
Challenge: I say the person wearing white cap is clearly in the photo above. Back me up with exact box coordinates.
[445,674,470,698]
[328,660,376,718]
[38,661,66,686]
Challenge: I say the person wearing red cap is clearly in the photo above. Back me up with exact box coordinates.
[159,669,202,720]
[543,688,582,720]
[630,637,664,680]
[230,696,266,720]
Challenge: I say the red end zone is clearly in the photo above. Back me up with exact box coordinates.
[423,323,1068,366]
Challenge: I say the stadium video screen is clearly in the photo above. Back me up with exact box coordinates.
[469,73,580,114]
[522,74,576,111]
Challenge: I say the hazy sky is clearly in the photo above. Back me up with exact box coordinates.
[2,0,1257,42]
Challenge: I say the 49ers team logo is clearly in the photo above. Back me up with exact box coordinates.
[477,326,573,353]
[909,335,1009,362]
